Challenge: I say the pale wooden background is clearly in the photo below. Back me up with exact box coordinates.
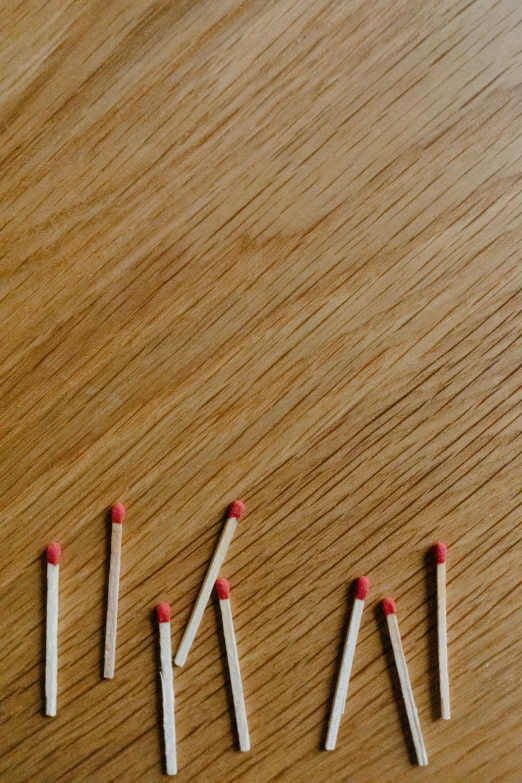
[0,1,521,781]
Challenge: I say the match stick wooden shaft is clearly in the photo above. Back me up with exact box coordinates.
[219,597,250,751]
[386,613,428,766]
[437,561,450,720]
[341,599,364,715]
[104,522,122,678]
[45,562,59,716]
[175,516,238,667]
[159,620,177,775]
[325,598,364,749]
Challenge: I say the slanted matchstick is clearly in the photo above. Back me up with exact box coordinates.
[157,603,177,776]
[104,503,126,679]
[325,576,370,750]
[383,597,428,766]
[215,578,250,751]
[45,542,61,717]
[175,501,244,667]
[435,542,450,720]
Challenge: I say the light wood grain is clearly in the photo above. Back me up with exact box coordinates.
[0,0,521,781]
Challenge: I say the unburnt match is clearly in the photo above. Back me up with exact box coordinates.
[216,578,250,751]
[45,542,61,717]
[175,501,244,667]
[435,542,450,720]
[383,597,428,766]
[157,603,176,775]
[104,503,126,679]
[325,576,370,750]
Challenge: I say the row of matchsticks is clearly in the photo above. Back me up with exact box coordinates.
[44,500,449,774]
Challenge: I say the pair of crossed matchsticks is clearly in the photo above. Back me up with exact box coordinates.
[44,500,248,776]
[326,542,449,766]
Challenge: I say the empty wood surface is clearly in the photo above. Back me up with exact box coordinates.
[1,1,521,781]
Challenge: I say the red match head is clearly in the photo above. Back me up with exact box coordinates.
[434,542,448,564]
[111,503,126,524]
[229,500,245,520]
[355,576,370,600]
[157,603,171,623]
[383,597,396,616]
[46,542,61,565]
[215,578,230,600]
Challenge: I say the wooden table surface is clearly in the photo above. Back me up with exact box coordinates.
[1,1,521,781]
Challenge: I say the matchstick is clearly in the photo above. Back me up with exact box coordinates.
[175,501,245,667]
[435,542,450,720]
[45,542,61,717]
[104,503,126,679]
[383,598,428,766]
[215,578,250,751]
[325,576,369,750]
[157,603,177,776]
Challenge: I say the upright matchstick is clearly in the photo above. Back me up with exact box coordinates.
[45,542,61,717]
[104,503,126,679]
[435,542,450,720]
[325,576,370,750]
[383,598,428,766]
[157,603,177,776]
[215,578,250,751]
[175,501,245,667]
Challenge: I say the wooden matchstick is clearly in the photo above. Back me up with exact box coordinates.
[215,578,250,751]
[383,598,428,766]
[325,576,370,750]
[157,603,177,775]
[175,501,245,667]
[104,503,126,679]
[435,542,450,720]
[45,542,61,717]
